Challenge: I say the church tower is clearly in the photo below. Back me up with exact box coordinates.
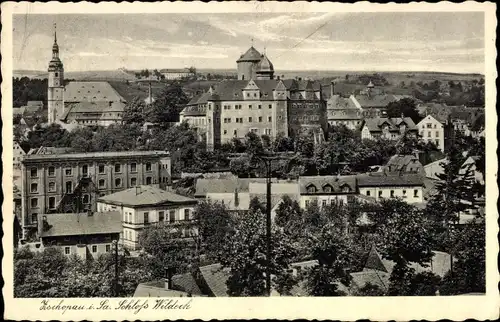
[47,23,64,123]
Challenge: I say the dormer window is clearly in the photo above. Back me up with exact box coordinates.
[306,184,317,193]
[341,184,351,193]
[323,184,332,193]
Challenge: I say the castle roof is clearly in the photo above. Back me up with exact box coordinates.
[236,46,262,63]
[256,54,274,73]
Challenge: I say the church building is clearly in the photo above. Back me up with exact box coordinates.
[47,25,126,127]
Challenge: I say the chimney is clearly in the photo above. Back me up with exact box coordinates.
[330,81,335,97]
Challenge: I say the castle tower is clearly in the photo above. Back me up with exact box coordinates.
[236,46,261,80]
[256,53,274,80]
[47,23,65,123]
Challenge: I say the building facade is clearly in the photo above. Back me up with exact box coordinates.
[160,68,195,80]
[361,117,418,141]
[299,175,358,209]
[326,82,363,130]
[20,150,171,240]
[13,141,26,169]
[417,114,445,152]
[357,173,424,204]
[97,185,198,250]
[38,211,122,259]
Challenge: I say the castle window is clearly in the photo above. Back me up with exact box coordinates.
[65,168,72,176]
[130,163,137,173]
[268,116,272,122]
[30,183,38,193]
[223,130,227,135]
[131,177,137,186]
[249,117,253,122]
[249,105,252,109]
[115,164,121,173]
[323,185,332,193]
[30,167,38,177]
[82,194,90,204]
[98,164,105,174]
[115,178,122,187]
[146,162,152,171]
[98,179,105,188]
[234,130,238,136]
[269,104,272,109]
[31,198,38,208]
[48,197,56,209]
[259,116,263,122]
[146,177,152,185]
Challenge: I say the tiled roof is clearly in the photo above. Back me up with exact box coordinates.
[133,274,204,297]
[98,185,197,207]
[41,211,122,238]
[181,100,207,117]
[357,173,424,187]
[61,101,125,121]
[385,154,423,174]
[352,94,405,108]
[327,95,359,110]
[299,175,357,194]
[236,46,262,62]
[22,150,168,162]
[195,178,265,197]
[27,146,74,155]
[199,263,230,297]
[65,81,125,103]
[257,54,274,72]
[363,117,417,132]
[27,100,44,106]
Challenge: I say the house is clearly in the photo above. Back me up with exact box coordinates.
[417,114,445,151]
[13,141,26,168]
[326,83,363,131]
[97,185,198,250]
[424,158,447,180]
[360,117,418,141]
[356,173,425,204]
[38,211,122,259]
[350,246,452,294]
[383,154,425,177]
[160,68,195,80]
[194,178,300,212]
[298,175,357,209]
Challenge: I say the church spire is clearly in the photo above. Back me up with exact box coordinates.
[54,23,57,44]
[52,23,60,59]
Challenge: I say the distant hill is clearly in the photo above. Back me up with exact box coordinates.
[13,69,136,81]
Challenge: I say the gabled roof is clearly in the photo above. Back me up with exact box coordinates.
[352,94,404,108]
[133,273,204,297]
[41,211,122,238]
[198,263,230,297]
[299,175,357,194]
[61,101,125,121]
[356,173,424,187]
[362,117,417,132]
[181,104,207,117]
[98,185,197,207]
[236,46,262,62]
[195,178,267,197]
[327,95,360,110]
[385,154,422,173]
[65,81,125,103]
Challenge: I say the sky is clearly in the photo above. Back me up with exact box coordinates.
[12,12,485,73]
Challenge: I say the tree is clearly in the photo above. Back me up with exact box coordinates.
[194,201,235,262]
[373,199,434,295]
[25,123,71,150]
[305,224,352,296]
[147,83,188,124]
[138,225,195,279]
[386,98,421,123]
[123,97,147,124]
[219,209,297,296]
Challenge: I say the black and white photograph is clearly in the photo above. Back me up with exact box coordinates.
[2,1,498,321]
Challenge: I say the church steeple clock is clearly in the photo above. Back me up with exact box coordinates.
[47,23,65,123]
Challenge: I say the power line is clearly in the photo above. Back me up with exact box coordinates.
[274,21,330,60]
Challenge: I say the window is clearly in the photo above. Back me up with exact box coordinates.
[66,181,73,193]
[259,116,263,122]
[131,163,137,172]
[49,197,56,209]
[98,164,105,174]
[427,131,431,137]
[106,245,111,252]
[268,116,272,122]
[115,164,121,173]
[378,191,383,198]
[92,245,97,253]
[223,130,227,135]
[64,168,72,176]
[184,209,191,221]
[366,190,371,196]
[249,117,253,122]
[322,200,327,207]
[48,182,56,192]
[115,178,122,187]
[31,213,38,223]
[30,167,38,177]
[169,210,176,223]
[31,198,38,208]
[414,189,419,197]
[307,185,316,193]
[82,194,90,204]
[305,200,310,207]
[436,139,440,146]
[130,177,137,186]
[249,105,252,109]
[64,247,71,255]
[269,104,272,109]
[30,183,38,193]
[159,211,165,222]
[435,131,439,137]
[342,185,351,193]
[143,212,149,224]
[146,177,152,185]
[324,185,332,193]
[82,165,88,175]
[265,128,271,135]
[98,179,105,188]
[146,162,152,171]
[390,190,395,198]
[48,166,55,176]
